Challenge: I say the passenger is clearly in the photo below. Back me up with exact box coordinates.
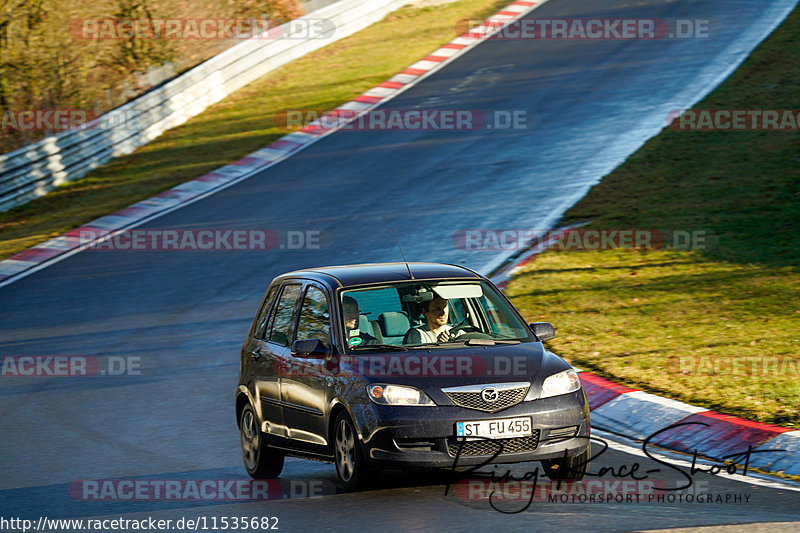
[343,296,377,347]
[403,295,464,344]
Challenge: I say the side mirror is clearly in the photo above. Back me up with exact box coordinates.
[530,322,555,341]
[291,339,328,357]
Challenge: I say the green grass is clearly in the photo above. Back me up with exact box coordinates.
[0,0,510,260]
[506,7,800,427]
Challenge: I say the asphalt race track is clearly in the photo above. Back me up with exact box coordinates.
[2,0,800,530]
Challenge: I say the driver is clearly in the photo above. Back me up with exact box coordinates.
[403,295,465,344]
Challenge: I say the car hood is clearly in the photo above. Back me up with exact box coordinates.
[341,341,572,399]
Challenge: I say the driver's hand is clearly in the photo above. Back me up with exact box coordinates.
[437,330,452,342]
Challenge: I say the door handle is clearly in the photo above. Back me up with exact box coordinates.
[249,349,262,361]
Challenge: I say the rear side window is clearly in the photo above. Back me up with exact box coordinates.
[296,286,330,347]
[268,284,302,346]
[253,285,279,339]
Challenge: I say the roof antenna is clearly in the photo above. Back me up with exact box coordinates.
[392,228,414,280]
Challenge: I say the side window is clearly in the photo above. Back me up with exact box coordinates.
[295,286,330,347]
[477,297,514,336]
[253,285,279,339]
[448,299,464,325]
[268,284,302,346]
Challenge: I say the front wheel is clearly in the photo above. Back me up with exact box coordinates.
[240,403,284,478]
[541,443,590,481]
[333,411,375,490]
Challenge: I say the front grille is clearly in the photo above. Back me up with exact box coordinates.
[447,432,540,456]
[444,385,529,413]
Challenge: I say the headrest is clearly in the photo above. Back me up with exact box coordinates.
[358,314,371,334]
[378,312,410,337]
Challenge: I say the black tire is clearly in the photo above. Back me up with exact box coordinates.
[240,403,284,478]
[541,443,590,482]
[333,411,375,490]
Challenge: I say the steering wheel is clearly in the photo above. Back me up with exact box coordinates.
[449,323,479,337]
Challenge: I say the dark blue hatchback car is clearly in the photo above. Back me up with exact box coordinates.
[236,262,590,489]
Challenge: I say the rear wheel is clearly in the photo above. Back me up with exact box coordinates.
[541,443,590,481]
[240,403,284,478]
[333,411,375,490]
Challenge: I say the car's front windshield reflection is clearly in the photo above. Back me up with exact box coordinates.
[340,280,532,351]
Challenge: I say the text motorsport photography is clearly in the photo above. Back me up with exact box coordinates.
[447,423,783,514]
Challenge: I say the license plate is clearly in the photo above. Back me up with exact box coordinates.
[456,416,532,439]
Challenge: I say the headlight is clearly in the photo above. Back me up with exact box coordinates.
[539,368,581,399]
[367,384,435,406]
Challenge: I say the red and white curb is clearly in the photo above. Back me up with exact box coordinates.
[0,0,547,289]
[491,251,800,477]
[581,372,799,475]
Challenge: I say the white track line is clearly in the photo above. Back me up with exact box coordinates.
[595,429,800,493]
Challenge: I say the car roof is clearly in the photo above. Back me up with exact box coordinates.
[277,262,483,289]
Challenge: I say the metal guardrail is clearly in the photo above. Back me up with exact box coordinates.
[0,0,410,212]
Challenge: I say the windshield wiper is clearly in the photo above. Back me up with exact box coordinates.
[421,340,477,347]
[352,343,409,351]
[450,338,522,346]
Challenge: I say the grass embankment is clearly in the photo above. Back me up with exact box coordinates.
[506,8,800,428]
[0,0,304,153]
[0,0,509,260]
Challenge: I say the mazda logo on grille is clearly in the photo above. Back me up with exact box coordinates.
[481,387,499,402]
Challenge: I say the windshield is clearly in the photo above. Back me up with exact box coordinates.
[340,280,533,350]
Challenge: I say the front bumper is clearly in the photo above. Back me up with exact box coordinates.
[358,388,590,468]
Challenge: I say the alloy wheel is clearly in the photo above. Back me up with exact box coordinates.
[335,418,356,481]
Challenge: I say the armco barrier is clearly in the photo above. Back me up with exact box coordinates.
[0,0,545,284]
[0,0,410,212]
